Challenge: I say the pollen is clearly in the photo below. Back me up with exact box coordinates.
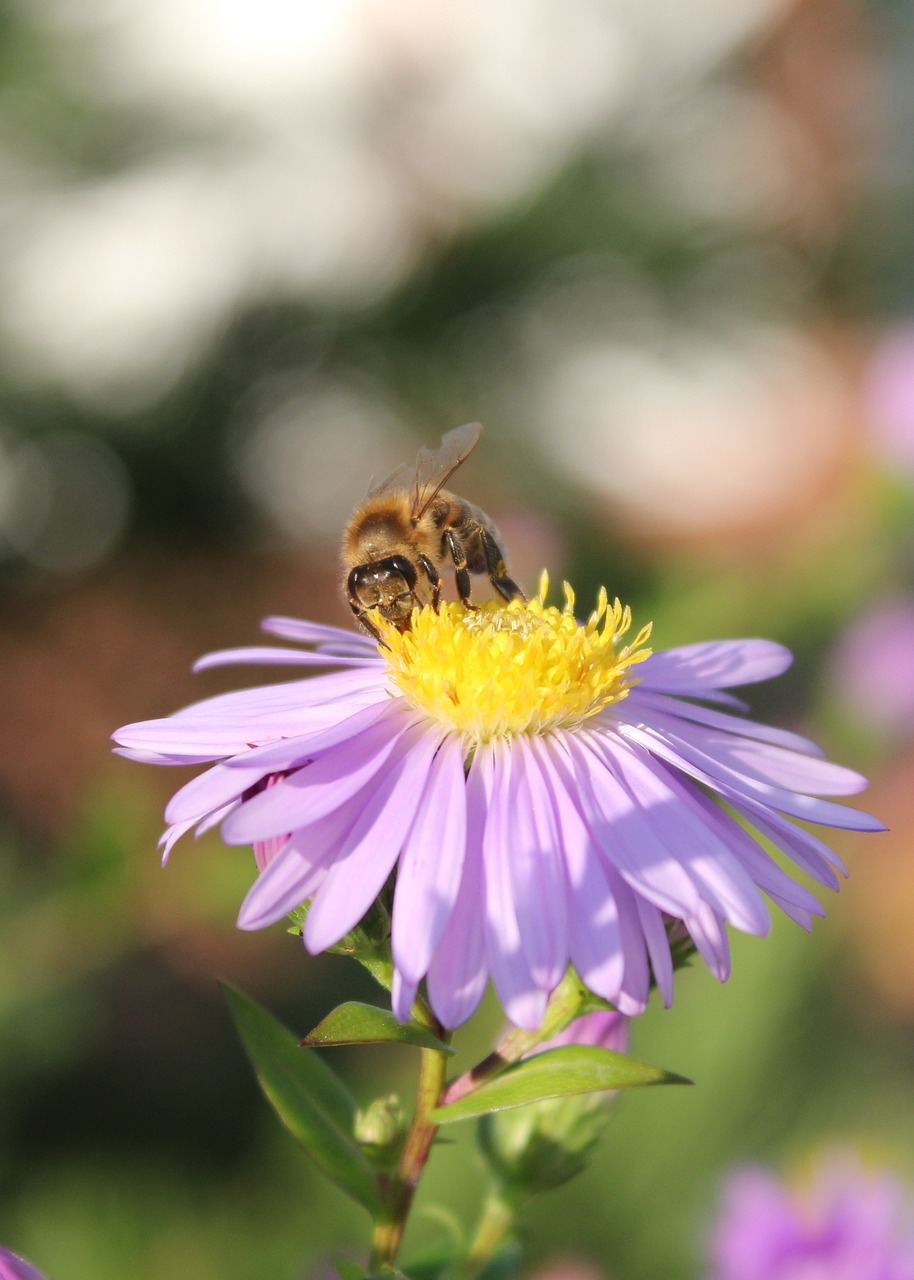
[377,573,653,742]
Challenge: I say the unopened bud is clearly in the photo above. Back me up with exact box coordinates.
[355,1095,407,1168]
[479,1011,629,1194]
[289,893,393,957]
[479,1092,612,1193]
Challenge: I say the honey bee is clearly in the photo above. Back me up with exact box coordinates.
[343,422,525,641]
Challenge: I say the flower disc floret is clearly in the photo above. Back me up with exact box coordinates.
[378,577,652,743]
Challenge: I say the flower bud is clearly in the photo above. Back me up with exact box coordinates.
[290,891,393,957]
[355,1094,407,1169]
[478,1091,614,1193]
[478,1011,629,1194]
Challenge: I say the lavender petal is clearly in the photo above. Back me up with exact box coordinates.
[222,707,417,843]
[426,756,491,1029]
[532,737,625,1006]
[569,735,703,918]
[303,724,443,953]
[391,735,468,986]
[639,639,793,693]
[482,741,548,1031]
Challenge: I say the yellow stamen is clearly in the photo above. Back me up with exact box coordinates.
[377,573,652,743]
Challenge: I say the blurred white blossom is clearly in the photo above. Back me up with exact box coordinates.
[2,0,790,405]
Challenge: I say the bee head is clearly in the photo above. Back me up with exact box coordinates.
[349,555,419,628]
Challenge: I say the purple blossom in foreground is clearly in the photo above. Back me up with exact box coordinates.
[708,1156,914,1280]
[0,1248,48,1280]
[113,586,882,1031]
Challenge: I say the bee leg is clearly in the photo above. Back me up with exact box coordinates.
[345,577,388,645]
[480,527,525,602]
[443,529,474,607]
[418,554,441,610]
[346,597,386,646]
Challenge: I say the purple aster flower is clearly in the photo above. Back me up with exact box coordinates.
[708,1155,914,1280]
[0,1248,49,1280]
[113,577,882,1031]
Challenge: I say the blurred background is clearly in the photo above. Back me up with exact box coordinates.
[1,0,913,1276]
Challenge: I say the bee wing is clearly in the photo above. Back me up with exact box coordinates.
[411,421,483,519]
[365,463,416,499]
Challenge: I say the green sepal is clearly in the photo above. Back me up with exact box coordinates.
[331,1264,412,1280]
[669,933,697,973]
[287,904,308,934]
[286,892,395,993]
[332,1259,372,1280]
[331,1261,413,1280]
[430,1045,690,1124]
[354,1094,407,1169]
[397,1240,460,1280]
[474,1241,524,1280]
[223,984,382,1214]
[478,1091,612,1193]
[352,948,396,995]
[399,1218,520,1280]
[302,1002,455,1054]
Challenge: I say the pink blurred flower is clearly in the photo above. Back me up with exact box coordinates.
[865,327,914,474]
[0,1248,48,1280]
[708,1155,914,1280]
[828,596,914,739]
[532,1008,630,1056]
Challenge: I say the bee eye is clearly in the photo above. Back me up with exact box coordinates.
[349,556,418,598]
[385,555,417,589]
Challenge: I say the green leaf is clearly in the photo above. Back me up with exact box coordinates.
[353,949,396,995]
[223,984,382,1213]
[302,1002,454,1054]
[429,1045,691,1124]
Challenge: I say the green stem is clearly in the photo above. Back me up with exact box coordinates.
[441,970,593,1109]
[462,1188,518,1280]
[370,1037,451,1269]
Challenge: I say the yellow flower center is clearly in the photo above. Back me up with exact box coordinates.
[377,573,653,743]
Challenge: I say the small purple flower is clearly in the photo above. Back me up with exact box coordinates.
[865,326,914,475]
[113,579,882,1031]
[0,1248,48,1280]
[708,1156,914,1280]
[828,597,914,740]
